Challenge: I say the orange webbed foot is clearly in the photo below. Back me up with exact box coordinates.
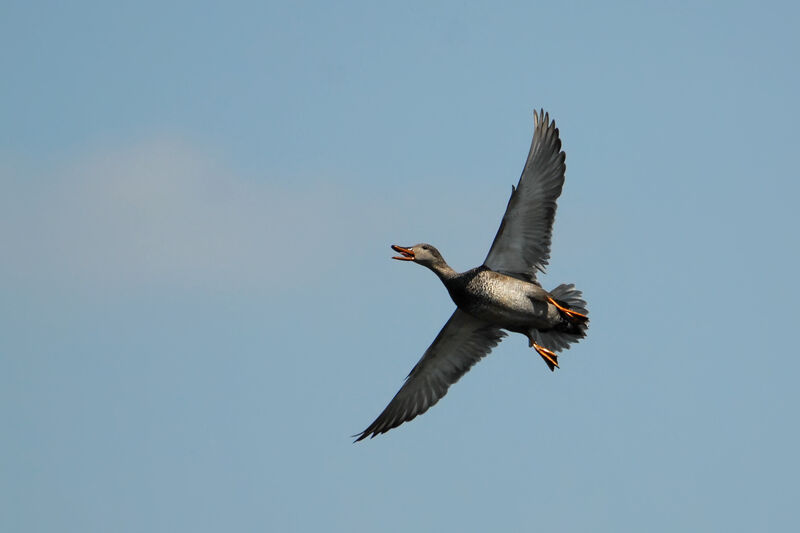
[547,297,588,321]
[530,340,559,372]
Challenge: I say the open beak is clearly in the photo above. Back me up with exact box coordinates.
[391,244,415,261]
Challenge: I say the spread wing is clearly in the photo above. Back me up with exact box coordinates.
[355,309,506,441]
[483,109,567,281]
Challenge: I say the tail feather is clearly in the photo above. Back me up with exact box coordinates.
[550,283,588,316]
[530,283,589,353]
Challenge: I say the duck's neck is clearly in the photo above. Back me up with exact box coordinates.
[429,261,457,282]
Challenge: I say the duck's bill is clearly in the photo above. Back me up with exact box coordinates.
[391,244,415,261]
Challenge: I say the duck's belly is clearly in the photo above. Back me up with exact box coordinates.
[464,293,551,329]
[455,274,559,330]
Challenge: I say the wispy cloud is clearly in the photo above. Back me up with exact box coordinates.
[0,137,384,291]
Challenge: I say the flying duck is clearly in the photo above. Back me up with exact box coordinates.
[355,110,588,441]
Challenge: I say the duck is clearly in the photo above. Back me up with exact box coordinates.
[355,110,588,441]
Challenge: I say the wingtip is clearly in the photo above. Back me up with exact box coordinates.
[352,426,381,443]
[533,108,555,130]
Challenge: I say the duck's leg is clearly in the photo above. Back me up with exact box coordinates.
[547,297,588,321]
[528,337,559,372]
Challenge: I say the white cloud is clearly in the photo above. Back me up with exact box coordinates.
[0,138,383,291]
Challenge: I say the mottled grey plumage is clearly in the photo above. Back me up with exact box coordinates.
[355,110,588,442]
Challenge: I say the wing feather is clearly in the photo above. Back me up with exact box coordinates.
[483,110,567,281]
[354,310,506,441]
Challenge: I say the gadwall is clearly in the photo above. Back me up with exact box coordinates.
[356,110,588,441]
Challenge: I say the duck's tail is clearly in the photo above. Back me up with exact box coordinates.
[548,283,589,326]
[528,284,589,365]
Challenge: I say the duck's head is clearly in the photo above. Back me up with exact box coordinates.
[391,243,447,269]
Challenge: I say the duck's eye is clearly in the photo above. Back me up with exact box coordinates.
[422,245,430,250]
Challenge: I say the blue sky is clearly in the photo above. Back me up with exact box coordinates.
[2,1,799,531]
